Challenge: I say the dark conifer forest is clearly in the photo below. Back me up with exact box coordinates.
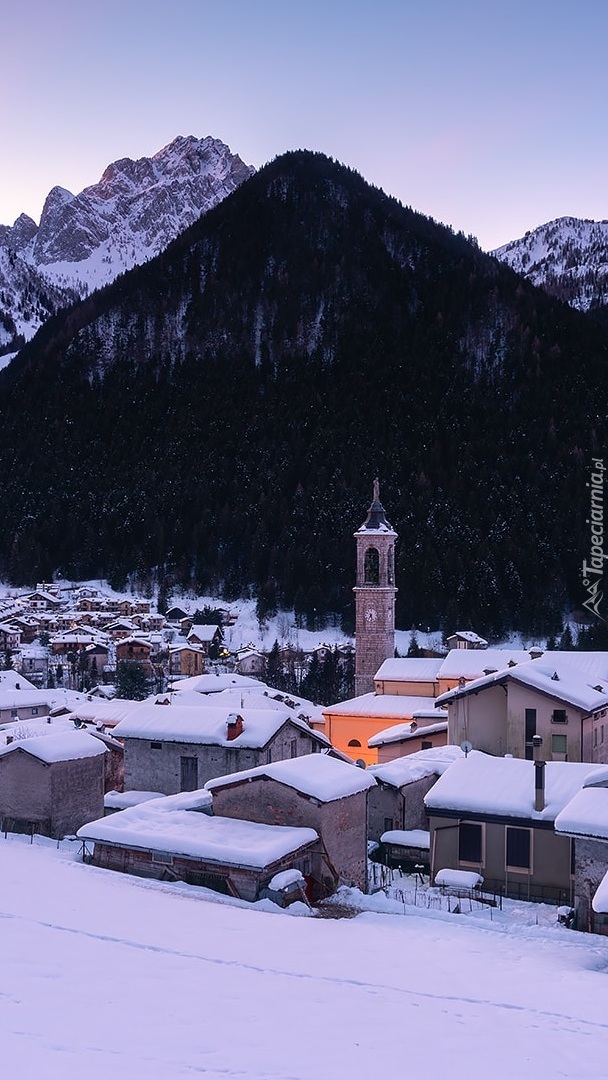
[0,151,606,637]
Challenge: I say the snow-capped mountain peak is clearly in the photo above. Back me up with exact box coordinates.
[0,135,254,355]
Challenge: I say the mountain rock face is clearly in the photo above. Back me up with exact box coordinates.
[1,152,606,637]
[0,136,254,353]
[493,217,608,312]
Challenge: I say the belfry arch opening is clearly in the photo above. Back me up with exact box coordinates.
[364,547,380,584]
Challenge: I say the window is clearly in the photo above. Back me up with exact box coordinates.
[552,734,567,756]
[594,729,598,748]
[551,709,567,724]
[458,822,483,865]
[150,741,162,750]
[602,726,605,744]
[290,738,297,759]
[506,827,531,871]
[421,740,433,750]
[524,709,536,759]
[348,739,362,747]
[152,851,173,865]
[384,817,393,833]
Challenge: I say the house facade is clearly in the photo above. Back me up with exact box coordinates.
[0,731,106,839]
[437,655,608,762]
[207,754,376,893]
[113,704,329,796]
[555,770,608,934]
[425,751,592,903]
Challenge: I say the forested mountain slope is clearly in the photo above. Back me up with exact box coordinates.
[1,152,606,636]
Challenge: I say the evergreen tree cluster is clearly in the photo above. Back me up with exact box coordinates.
[0,151,606,637]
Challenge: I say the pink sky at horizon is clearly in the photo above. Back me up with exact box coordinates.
[2,0,607,250]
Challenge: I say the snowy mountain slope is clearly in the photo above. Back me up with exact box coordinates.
[0,135,254,353]
[493,216,608,312]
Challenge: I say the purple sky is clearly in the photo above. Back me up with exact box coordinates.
[2,0,607,249]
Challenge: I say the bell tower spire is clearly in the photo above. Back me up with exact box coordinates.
[354,479,397,695]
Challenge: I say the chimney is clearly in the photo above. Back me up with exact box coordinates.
[226,713,244,741]
[533,735,545,812]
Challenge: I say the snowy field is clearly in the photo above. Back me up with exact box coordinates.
[2,835,608,1079]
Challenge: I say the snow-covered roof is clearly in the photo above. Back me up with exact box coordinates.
[188,625,220,641]
[323,693,440,718]
[448,631,489,646]
[0,670,37,692]
[206,752,377,802]
[381,829,430,849]
[104,790,165,810]
[368,719,447,747]
[370,745,463,788]
[425,751,594,822]
[437,648,534,680]
[436,655,608,713]
[555,781,608,841]
[111,703,315,747]
[168,673,260,693]
[78,797,318,870]
[374,657,443,681]
[0,730,107,764]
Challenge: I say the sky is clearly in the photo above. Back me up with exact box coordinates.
[2,0,608,250]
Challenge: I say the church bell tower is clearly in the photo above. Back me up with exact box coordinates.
[354,479,397,696]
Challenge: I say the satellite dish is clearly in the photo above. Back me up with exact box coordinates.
[460,740,473,757]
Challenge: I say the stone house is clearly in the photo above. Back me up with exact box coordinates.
[206,753,377,894]
[425,750,592,903]
[555,767,608,934]
[112,703,330,796]
[78,789,323,901]
[0,730,106,838]
[368,745,462,842]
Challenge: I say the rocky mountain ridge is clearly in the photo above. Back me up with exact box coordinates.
[492,216,608,313]
[0,135,254,354]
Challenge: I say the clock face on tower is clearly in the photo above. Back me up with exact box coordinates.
[365,608,378,624]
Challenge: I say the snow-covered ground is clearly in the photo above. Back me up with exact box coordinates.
[2,833,608,1079]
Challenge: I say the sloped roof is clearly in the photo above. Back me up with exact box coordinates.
[78,796,317,869]
[0,730,107,764]
[323,693,439,718]
[111,703,316,748]
[374,657,443,681]
[436,656,608,713]
[370,745,463,788]
[368,719,447,748]
[425,750,593,822]
[206,752,377,802]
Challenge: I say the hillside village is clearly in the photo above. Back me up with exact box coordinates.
[2,535,608,935]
